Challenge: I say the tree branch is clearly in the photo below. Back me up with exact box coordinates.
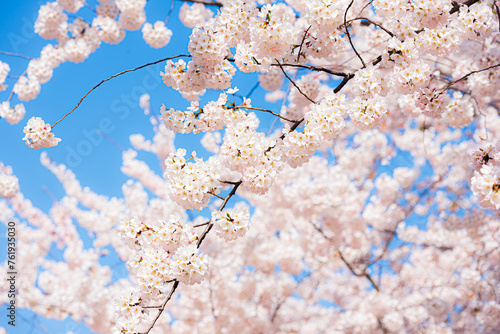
[180,0,223,7]
[296,25,312,63]
[344,0,366,68]
[450,0,481,15]
[343,17,395,38]
[238,106,296,123]
[139,280,179,334]
[438,63,500,96]
[52,54,191,129]
[197,181,242,248]
[275,59,317,104]
[0,50,32,60]
[272,62,349,77]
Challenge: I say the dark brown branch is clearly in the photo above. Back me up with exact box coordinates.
[343,17,395,38]
[197,181,242,248]
[193,221,210,228]
[312,224,380,291]
[219,180,241,185]
[450,0,481,15]
[495,1,500,31]
[344,0,366,68]
[333,73,355,93]
[52,54,191,129]
[139,280,179,334]
[272,63,349,77]
[239,106,296,123]
[337,250,380,292]
[274,117,305,144]
[296,25,312,63]
[208,191,225,200]
[275,60,317,104]
[439,63,500,95]
[180,0,223,7]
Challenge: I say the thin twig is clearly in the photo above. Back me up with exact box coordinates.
[296,25,312,63]
[0,50,32,60]
[219,180,240,185]
[331,0,476,96]
[312,224,380,291]
[337,249,379,291]
[245,81,260,99]
[208,191,225,200]
[98,130,125,151]
[450,0,481,15]
[344,0,366,68]
[364,176,442,268]
[84,2,96,13]
[197,181,242,248]
[52,54,191,129]
[180,0,223,7]
[495,2,500,32]
[343,17,395,37]
[356,0,373,16]
[140,280,179,334]
[275,60,316,104]
[238,106,296,123]
[193,221,210,228]
[272,63,348,77]
[438,63,500,96]
[165,0,176,24]
[7,69,27,102]
[41,186,58,203]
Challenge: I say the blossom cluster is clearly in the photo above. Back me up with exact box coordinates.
[164,149,221,210]
[178,2,213,28]
[0,61,9,91]
[116,216,209,332]
[0,101,25,125]
[22,116,61,150]
[212,207,250,241]
[142,21,172,49]
[470,144,500,210]
[0,163,19,199]
[160,91,247,134]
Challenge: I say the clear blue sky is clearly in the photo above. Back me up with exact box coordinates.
[0,1,274,333]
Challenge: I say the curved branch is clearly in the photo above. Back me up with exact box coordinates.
[197,181,242,248]
[296,25,312,63]
[343,17,395,38]
[238,106,296,123]
[438,63,500,95]
[140,280,179,334]
[275,59,317,104]
[344,0,366,68]
[272,62,349,77]
[52,54,191,129]
[180,0,223,7]
[450,0,481,15]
